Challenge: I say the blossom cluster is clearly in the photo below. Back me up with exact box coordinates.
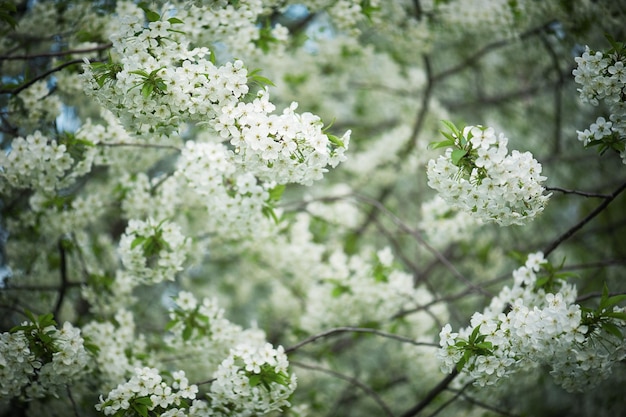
[81,6,350,187]
[219,89,351,185]
[118,218,188,284]
[175,0,289,58]
[209,343,296,416]
[437,252,626,392]
[299,247,432,332]
[418,195,480,249]
[427,124,550,226]
[0,316,91,400]
[436,0,522,36]
[176,140,276,239]
[0,131,72,195]
[95,367,198,416]
[8,80,61,130]
[82,309,147,389]
[573,45,626,163]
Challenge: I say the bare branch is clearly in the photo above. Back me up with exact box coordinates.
[0,59,86,95]
[0,43,112,60]
[291,360,396,417]
[97,142,182,151]
[399,370,459,417]
[545,186,612,199]
[543,180,626,256]
[285,326,438,354]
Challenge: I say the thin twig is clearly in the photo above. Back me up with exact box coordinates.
[284,326,438,354]
[545,186,611,199]
[426,382,472,417]
[577,290,626,303]
[194,378,216,386]
[53,238,69,320]
[291,360,396,417]
[543,181,626,256]
[431,21,553,83]
[0,43,112,60]
[0,59,86,95]
[401,54,433,157]
[449,387,523,417]
[352,193,493,297]
[66,385,80,417]
[98,142,182,151]
[399,370,459,417]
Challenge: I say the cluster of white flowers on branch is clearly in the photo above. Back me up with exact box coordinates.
[0,313,92,400]
[95,367,198,416]
[573,39,626,163]
[438,252,626,392]
[81,4,350,187]
[118,218,188,284]
[427,123,550,226]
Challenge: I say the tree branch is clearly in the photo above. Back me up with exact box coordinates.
[0,58,86,95]
[399,370,459,417]
[0,43,112,60]
[545,186,612,198]
[285,326,438,354]
[543,180,626,256]
[290,360,396,417]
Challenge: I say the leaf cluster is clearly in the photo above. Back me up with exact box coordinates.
[130,220,172,259]
[581,283,626,340]
[165,306,211,342]
[10,311,59,364]
[453,325,494,372]
[262,184,285,223]
[246,363,291,392]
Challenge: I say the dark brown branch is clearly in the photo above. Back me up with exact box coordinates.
[402,54,434,157]
[0,58,85,95]
[284,326,438,354]
[448,387,523,417]
[291,360,396,417]
[431,21,553,84]
[577,290,626,303]
[97,142,182,151]
[66,386,80,417]
[399,370,459,417]
[543,181,626,256]
[0,43,112,60]
[545,186,612,199]
[53,238,69,320]
[426,382,472,417]
[538,32,565,155]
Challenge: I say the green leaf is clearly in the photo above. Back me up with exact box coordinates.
[331,284,351,298]
[604,311,626,321]
[440,120,459,134]
[168,17,184,24]
[165,319,178,331]
[268,184,286,201]
[262,206,280,224]
[249,374,261,387]
[429,138,455,150]
[475,341,493,350]
[327,134,345,148]
[0,1,17,29]
[138,2,161,23]
[141,82,154,98]
[182,324,193,341]
[602,322,624,340]
[134,397,153,406]
[131,236,146,250]
[457,350,472,372]
[248,69,275,87]
[451,149,468,165]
